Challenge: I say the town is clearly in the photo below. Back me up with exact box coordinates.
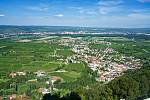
[59,37,141,82]
[0,31,149,100]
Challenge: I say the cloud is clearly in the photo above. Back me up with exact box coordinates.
[133,9,150,13]
[89,13,150,27]
[70,1,124,15]
[26,4,50,11]
[98,0,124,14]
[131,9,150,16]
[128,13,150,19]
[99,6,122,14]
[79,9,97,15]
[69,7,82,10]
[137,0,150,3]
[0,14,5,17]
[98,0,123,6]
[69,7,84,13]
[27,7,49,11]
[1,13,150,27]
[70,6,97,15]
[54,14,64,17]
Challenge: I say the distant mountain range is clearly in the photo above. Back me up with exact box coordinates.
[0,25,150,34]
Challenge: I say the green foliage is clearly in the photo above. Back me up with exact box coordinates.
[0,40,72,72]
[75,38,150,100]
[43,91,81,100]
[1,35,150,100]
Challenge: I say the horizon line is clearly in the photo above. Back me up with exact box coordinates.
[0,25,150,29]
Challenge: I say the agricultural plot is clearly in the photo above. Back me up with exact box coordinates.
[0,40,72,72]
[0,38,92,98]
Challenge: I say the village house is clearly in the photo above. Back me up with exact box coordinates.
[35,71,47,77]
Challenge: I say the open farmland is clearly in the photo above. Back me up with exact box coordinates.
[0,32,150,100]
[0,40,73,72]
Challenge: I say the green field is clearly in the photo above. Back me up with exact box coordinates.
[0,40,73,72]
[0,38,93,98]
[1,35,150,100]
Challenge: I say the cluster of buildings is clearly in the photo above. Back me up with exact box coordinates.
[37,76,61,95]
[58,37,81,47]
[59,31,84,34]
[9,72,26,78]
[69,38,141,82]
[0,94,31,100]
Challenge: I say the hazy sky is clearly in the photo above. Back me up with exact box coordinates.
[0,0,150,27]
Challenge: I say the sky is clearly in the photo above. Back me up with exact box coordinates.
[0,0,150,28]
